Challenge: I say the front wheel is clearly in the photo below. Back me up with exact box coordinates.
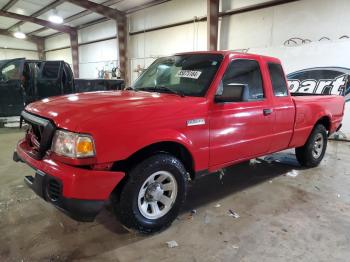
[113,154,188,233]
[295,124,328,167]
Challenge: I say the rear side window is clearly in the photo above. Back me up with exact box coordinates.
[221,59,264,101]
[268,63,288,97]
[42,61,60,79]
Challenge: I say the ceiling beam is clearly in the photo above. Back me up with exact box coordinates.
[7,0,66,31]
[1,0,19,11]
[43,0,169,38]
[36,38,46,60]
[27,27,48,36]
[64,0,125,21]
[43,17,110,38]
[0,10,76,33]
[116,16,127,82]
[64,0,127,81]
[63,0,122,23]
[0,30,46,60]
[0,28,41,44]
[26,0,122,37]
[70,30,79,77]
[207,0,219,51]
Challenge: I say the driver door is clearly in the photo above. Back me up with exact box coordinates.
[209,58,274,168]
[0,58,25,117]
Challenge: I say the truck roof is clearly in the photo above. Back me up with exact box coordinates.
[174,50,280,62]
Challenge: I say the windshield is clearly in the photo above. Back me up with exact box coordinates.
[133,54,223,97]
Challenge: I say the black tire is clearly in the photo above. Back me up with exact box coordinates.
[295,124,328,167]
[113,154,188,233]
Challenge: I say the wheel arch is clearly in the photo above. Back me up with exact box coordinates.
[315,115,331,133]
[110,141,195,203]
[112,141,195,180]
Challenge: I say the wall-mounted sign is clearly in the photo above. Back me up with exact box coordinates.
[287,67,350,102]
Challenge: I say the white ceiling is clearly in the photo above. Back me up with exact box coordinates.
[0,0,160,38]
[0,16,19,28]
[67,13,105,27]
[8,0,56,16]
[0,0,9,8]
[18,22,43,33]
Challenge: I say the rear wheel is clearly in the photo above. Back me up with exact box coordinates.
[113,154,188,233]
[295,124,327,167]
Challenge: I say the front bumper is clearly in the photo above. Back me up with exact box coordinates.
[14,139,125,222]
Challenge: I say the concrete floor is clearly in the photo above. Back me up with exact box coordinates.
[1,128,350,262]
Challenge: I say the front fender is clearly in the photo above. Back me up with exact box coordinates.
[138,129,195,150]
[95,128,199,167]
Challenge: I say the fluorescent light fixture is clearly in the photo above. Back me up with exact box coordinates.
[13,31,26,39]
[48,14,63,24]
[15,8,26,15]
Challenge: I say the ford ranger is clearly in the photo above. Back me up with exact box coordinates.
[13,51,345,233]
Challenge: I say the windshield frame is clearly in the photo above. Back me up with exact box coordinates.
[132,53,224,97]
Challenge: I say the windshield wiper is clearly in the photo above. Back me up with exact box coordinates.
[138,86,185,97]
[156,85,185,97]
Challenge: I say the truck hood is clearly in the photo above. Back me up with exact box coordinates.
[25,91,206,131]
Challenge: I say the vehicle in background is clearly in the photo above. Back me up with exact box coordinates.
[0,58,124,118]
[14,51,345,233]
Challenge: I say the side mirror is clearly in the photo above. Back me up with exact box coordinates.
[215,83,249,103]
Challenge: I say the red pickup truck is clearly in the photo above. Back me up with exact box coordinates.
[14,51,345,233]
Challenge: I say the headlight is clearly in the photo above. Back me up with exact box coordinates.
[51,130,95,158]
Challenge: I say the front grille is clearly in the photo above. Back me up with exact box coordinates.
[21,111,56,160]
[47,178,62,201]
[31,124,44,144]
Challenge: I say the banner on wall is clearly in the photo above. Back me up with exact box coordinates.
[287,67,350,102]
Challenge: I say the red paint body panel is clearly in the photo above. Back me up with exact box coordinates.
[289,95,345,147]
[208,55,274,167]
[18,51,345,201]
[16,139,124,200]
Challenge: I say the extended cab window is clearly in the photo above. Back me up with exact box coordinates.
[268,63,288,97]
[219,59,264,101]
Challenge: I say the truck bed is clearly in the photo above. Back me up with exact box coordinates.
[290,95,344,147]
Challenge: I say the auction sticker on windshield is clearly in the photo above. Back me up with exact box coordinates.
[176,70,202,79]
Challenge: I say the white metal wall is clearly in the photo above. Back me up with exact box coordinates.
[0,35,38,60]
[45,20,118,79]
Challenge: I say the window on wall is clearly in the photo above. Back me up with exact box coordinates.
[219,59,264,101]
[268,63,289,97]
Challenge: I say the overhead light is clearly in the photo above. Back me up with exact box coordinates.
[13,31,26,39]
[49,9,63,24]
[49,14,63,24]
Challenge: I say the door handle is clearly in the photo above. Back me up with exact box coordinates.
[263,109,272,116]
